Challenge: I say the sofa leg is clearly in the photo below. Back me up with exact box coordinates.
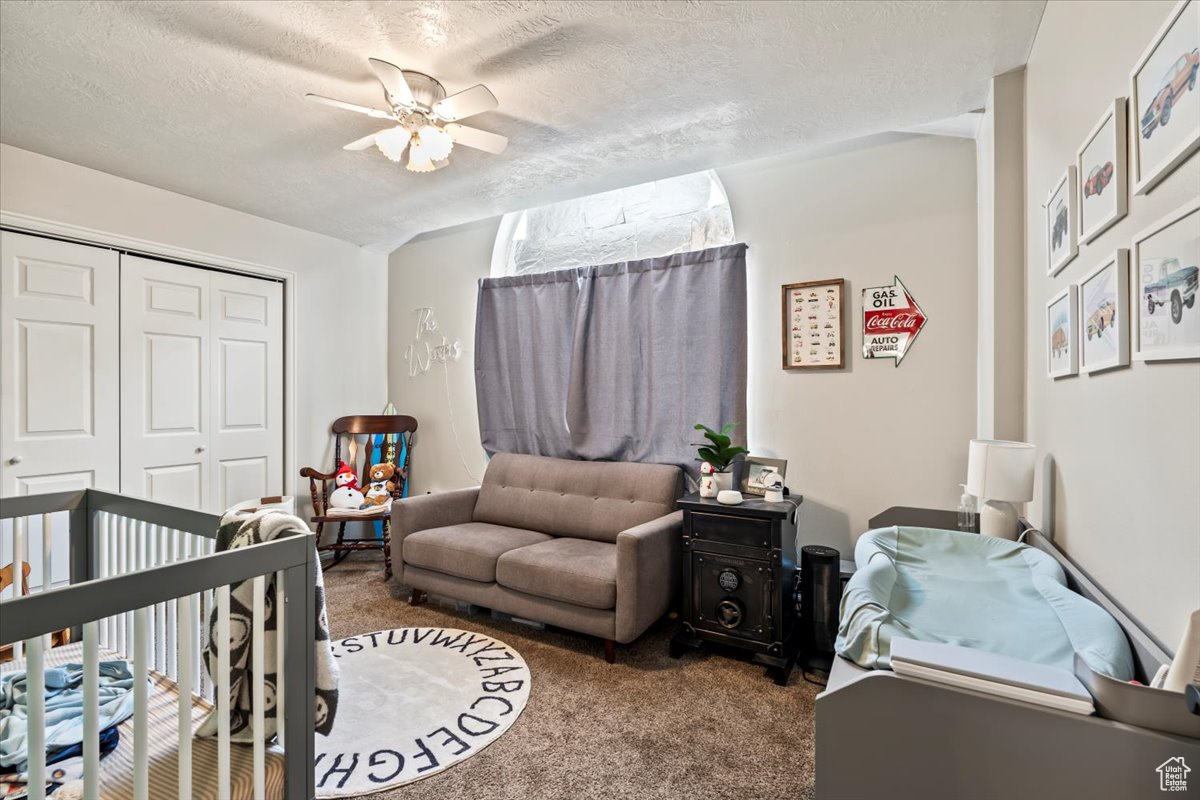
[603,639,616,664]
[409,589,426,607]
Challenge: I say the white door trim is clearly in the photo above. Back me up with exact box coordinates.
[0,210,299,505]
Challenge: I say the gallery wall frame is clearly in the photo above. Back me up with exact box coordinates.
[782,278,846,370]
[1131,197,1200,362]
[1046,166,1078,277]
[1077,249,1130,375]
[1076,98,1129,244]
[1046,284,1079,379]
[1129,0,1200,195]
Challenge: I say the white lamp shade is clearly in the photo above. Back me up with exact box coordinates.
[966,439,1036,503]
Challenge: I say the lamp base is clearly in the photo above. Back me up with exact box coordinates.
[979,500,1019,540]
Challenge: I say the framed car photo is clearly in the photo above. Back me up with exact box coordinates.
[1129,0,1200,195]
[1132,197,1200,362]
[1076,98,1128,244]
[782,278,845,370]
[1045,166,1078,277]
[1046,284,1079,379]
[1078,250,1130,375]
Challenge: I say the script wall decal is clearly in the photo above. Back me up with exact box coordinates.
[862,276,928,366]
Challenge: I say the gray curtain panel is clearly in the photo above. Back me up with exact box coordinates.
[476,242,747,477]
[474,268,582,457]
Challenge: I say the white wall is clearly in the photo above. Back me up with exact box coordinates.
[1024,0,1200,646]
[0,144,390,517]
[387,219,498,493]
[976,70,1027,441]
[388,133,979,555]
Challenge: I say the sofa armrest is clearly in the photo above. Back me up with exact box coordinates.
[615,510,683,644]
[391,486,480,549]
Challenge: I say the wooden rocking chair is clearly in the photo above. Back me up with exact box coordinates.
[299,415,417,579]
[0,562,70,662]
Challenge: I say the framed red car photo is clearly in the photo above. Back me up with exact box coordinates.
[1076,98,1128,244]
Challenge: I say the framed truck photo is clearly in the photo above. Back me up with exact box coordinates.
[782,278,845,370]
[1132,197,1200,361]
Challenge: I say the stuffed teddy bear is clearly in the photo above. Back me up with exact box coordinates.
[360,462,398,509]
[328,461,365,510]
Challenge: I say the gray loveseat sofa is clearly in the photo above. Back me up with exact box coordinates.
[390,453,684,661]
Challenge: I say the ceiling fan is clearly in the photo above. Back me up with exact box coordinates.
[306,58,508,172]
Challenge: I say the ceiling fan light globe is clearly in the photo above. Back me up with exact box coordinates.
[374,126,410,162]
[417,125,454,161]
[406,141,436,173]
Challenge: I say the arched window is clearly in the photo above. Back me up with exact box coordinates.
[491,170,735,277]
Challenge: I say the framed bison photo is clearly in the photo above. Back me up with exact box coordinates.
[1045,166,1078,277]
[1078,250,1130,375]
[1130,0,1199,195]
[1046,284,1079,379]
[782,278,845,370]
[1132,197,1200,362]
[1076,98,1128,244]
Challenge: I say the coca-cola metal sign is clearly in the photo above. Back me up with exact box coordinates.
[862,276,927,366]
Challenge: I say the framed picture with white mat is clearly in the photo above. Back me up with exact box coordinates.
[1078,250,1130,374]
[1046,285,1079,379]
[1132,197,1200,362]
[1129,0,1200,195]
[1076,99,1128,244]
[1045,167,1078,276]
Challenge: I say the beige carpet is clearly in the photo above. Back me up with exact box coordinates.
[322,553,818,800]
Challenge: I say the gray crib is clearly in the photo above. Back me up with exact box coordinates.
[0,489,316,800]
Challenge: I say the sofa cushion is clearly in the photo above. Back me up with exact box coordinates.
[402,523,552,583]
[496,538,618,610]
[474,453,682,543]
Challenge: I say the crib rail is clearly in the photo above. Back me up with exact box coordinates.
[0,490,316,800]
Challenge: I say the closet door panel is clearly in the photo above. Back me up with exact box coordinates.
[120,255,211,511]
[211,272,283,509]
[0,232,119,495]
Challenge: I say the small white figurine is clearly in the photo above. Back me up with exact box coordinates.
[328,461,365,510]
[699,461,718,498]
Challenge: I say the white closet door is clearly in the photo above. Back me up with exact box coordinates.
[0,231,120,495]
[120,255,212,511]
[210,271,283,509]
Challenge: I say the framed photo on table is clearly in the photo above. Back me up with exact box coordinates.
[1129,0,1200,195]
[1132,197,1200,361]
[1046,166,1078,276]
[742,456,788,497]
[782,278,845,370]
[1078,250,1130,374]
[1046,285,1079,379]
[1076,98,1128,243]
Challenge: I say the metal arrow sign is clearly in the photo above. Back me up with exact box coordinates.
[862,276,927,366]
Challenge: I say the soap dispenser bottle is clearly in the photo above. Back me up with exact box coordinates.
[957,484,976,532]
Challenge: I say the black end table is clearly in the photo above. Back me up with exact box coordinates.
[669,492,803,685]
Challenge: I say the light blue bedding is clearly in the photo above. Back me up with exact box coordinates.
[835,526,1134,680]
[0,661,136,772]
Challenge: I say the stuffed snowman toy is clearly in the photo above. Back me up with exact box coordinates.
[328,461,365,510]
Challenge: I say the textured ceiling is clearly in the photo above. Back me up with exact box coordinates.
[0,1,1044,250]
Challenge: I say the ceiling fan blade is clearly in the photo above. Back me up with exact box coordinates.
[343,131,387,151]
[368,57,416,108]
[433,85,498,122]
[445,123,508,155]
[306,93,392,119]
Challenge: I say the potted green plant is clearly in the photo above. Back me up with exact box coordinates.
[693,422,748,492]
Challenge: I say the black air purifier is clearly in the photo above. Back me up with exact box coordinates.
[799,544,841,673]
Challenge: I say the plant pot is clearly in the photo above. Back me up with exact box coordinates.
[713,471,735,492]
